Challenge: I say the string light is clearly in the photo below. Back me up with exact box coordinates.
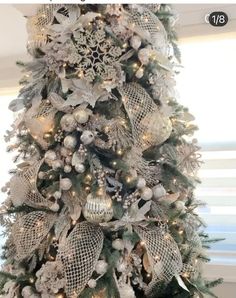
[140,240,146,246]
[116,149,123,156]
[29,277,35,284]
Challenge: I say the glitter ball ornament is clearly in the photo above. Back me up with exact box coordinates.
[80,130,95,145]
[73,108,90,124]
[138,48,151,65]
[45,150,57,161]
[152,184,166,199]
[82,192,113,223]
[135,68,144,79]
[60,114,77,132]
[141,187,153,200]
[60,178,72,191]
[87,279,97,288]
[174,200,186,212]
[112,238,124,251]
[130,35,141,50]
[63,135,77,149]
[140,112,172,148]
[136,177,146,189]
[95,260,108,275]
[64,165,72,173]
[75,163,85,173]
[50,202,60,212]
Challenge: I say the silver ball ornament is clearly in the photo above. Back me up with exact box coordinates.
[80,130,94,145]
[112,238,124,251]
[130,35,141,50]
[141,187,153,201]
[135,68,144,79]
[87,279,97,288]
[174,200,186,212]
[64,165,72,173]
[45,150,57,161]
[138,48,151,65]
[75,163,85,173]
[136,177,146,189]
[64,135,77,149]
[95,260,108,275]
[152,184,166,199]
[50,202,60,212]
[51,160,63,170]
[60,178,72,191]
[54,191,61,199]
[60,147,71,157]
[82,193,113,223]
[116,262,126,272]
[60,114,77,132]
[73,108,90,124]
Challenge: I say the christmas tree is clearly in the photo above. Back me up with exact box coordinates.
[0,4,222,298]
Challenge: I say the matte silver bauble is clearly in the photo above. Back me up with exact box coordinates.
[152,184,166,199]
[75,163,85,173]
[60,178,72,191]
[60,114,77,132]
[73,108,90,124]
[141,187,153,201]
[112,238,125,251]
[80,130,95,145]
[63,135,77,149]
[136,177,146,189]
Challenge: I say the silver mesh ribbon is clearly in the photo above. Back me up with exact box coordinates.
[26,4,61,53]
[127,5,168,55]
[10,160,51,208]
[57,222,104,298]
[118,83,172,150]
[25,100,57,150]
[135,225,182,287]
[12,211,56,260]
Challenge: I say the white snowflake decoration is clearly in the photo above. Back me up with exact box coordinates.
[74,29,123,82]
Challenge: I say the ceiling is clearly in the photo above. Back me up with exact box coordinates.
[0,4,235,91]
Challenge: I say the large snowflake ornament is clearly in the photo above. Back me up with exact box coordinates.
[73,29,123,82]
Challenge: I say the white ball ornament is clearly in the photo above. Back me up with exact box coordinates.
[116,262,126,272]
[52,160,63,170]
[60,114,77,132]
[64,165,72,173]
[130,35,141,50]
[136,177,146,189]
[60,147,71,157]
[60,178,72,191]
[152,184,166,199]
[73,108,90,124]
[87,279,97,288]
[80,130,95,145]
[112,238,124,251]
[141,187,153,201]
[138,48,151,65]
[174,200,186,212]
[50,202,60,212]
[45,150,57,161]
[63,135,77,149]
[54,191,61,199]
[135,68,144,79]
[38,171,45,179]
[75,163,85,173]
[95,260,108,275]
